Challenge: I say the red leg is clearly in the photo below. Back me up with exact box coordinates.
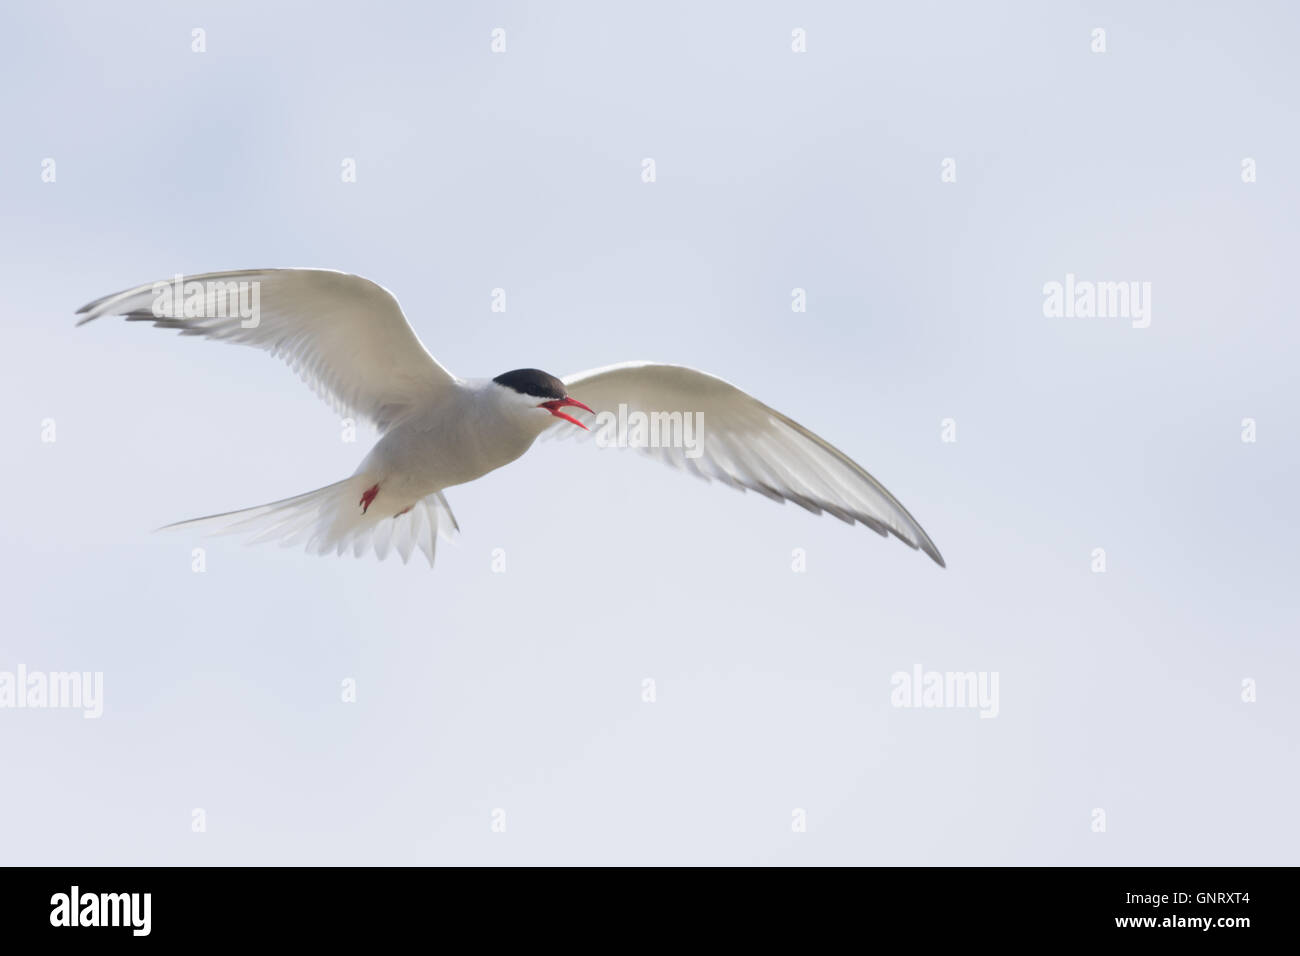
[359,483,379,514]
[393,505,413,518]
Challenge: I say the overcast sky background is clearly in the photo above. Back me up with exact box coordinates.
[1,1,1297,865]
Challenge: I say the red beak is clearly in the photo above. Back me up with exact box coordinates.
[539,396,594,430]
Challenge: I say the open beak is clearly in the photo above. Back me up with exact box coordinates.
[539,396,594,430]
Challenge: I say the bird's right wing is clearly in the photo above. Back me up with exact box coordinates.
[558,362,944,566]
[76,269,456,431]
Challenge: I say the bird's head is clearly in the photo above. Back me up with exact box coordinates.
[491,368,594,430]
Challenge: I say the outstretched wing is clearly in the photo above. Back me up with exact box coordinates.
[557,362,945,566]
[76,269,456,430]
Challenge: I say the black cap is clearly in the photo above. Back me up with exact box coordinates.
[492,368,567,400]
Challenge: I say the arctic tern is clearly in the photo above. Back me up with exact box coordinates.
[76,269,944,568]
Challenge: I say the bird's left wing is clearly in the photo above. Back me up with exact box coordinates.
[76,269,456,431]
[557,362,944,566]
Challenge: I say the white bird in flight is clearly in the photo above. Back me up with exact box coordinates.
[77,269,944,568]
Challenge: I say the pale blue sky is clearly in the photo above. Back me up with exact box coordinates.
[1,0,1296,864]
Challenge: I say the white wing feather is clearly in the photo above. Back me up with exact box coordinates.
[76,269,455,431]
[558,362,945,567]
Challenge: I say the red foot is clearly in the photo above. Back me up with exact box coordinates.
[393,505,413,518]
[359,483,379,514]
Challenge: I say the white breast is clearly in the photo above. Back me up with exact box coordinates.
[357,380,548,499]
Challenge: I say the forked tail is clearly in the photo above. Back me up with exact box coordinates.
[161,477,459,567]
